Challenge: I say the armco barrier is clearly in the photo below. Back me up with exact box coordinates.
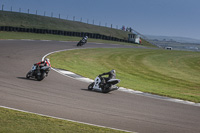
[0,26,132,43]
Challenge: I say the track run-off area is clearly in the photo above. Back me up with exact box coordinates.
[0,40,200,133]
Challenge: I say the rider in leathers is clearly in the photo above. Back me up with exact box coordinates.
[33,58,51,74]
[99,69,116,83]
[81,36,88,44]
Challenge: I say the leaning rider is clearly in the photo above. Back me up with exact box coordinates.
[33,58,51,73]
[99,69,116,83]
[81,36,88,43]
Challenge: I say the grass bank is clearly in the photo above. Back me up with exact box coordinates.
[0,107,127,133]
[48,48,200,103]
[0,11,154,47]
[0,11,129,39]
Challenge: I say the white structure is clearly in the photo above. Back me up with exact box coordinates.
[128,34,140,44]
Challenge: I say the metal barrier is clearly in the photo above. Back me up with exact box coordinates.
[0,26,131,43]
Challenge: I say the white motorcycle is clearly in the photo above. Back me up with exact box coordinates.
[88,75,120,93]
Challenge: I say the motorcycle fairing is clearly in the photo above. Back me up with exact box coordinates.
[41,66,50,70]
[93,76,102,91]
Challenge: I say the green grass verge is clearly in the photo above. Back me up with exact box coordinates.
[0,31,154,47]
[0,107,127,133]
[48,48,200,103]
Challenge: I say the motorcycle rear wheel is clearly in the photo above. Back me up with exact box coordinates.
[36,72,45,81]
[102,84,111,93]
[102,89,110,93]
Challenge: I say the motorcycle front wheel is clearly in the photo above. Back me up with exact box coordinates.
[77,42,81,46]
[26,71,32,79]
[88,82,94,90]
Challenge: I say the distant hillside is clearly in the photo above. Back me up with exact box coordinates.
[144,35,200,51]
[0,11,130,40]
[145,35,200,44]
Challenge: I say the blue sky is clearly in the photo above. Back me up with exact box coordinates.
[1,0,200,40]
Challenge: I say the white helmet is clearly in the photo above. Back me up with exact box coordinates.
[111,69,116,74]
[45,58,50,62]
[45,58,51,66]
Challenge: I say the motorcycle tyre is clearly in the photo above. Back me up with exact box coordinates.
[88,82,94,90]
[26,71,32,79]
[77,42,81,46]
[102,89,110,93]
[102,86,110,93]
[36,72,45,81]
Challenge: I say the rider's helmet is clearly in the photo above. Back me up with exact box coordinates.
[85,36,88,39]
[111,69,116,74]
[44,58,51,67]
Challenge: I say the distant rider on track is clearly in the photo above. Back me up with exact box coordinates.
[77,36,88,46]
[82,36,88,43]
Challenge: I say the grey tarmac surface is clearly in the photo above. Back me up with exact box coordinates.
[0,40,199,133]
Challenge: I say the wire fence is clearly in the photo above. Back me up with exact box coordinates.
[0,4,143,44]
[1,4,134,31]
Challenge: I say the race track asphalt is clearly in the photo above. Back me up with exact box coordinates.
[0,40,199,133]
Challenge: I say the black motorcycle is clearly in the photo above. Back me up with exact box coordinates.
[77,37,87,46]
[26,65,50,81]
